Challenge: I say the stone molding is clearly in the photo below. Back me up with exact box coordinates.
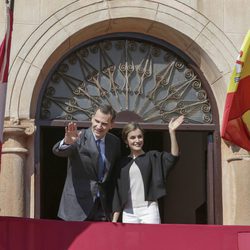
[5,0,237,121]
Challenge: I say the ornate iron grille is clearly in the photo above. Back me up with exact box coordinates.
[40,39,212,124]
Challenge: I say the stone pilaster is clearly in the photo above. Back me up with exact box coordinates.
[0,119,35,217]
[222,142,250,225]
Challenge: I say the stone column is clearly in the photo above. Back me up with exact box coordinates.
[0,119,35,217]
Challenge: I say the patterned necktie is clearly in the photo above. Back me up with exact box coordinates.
[96,139,105,181]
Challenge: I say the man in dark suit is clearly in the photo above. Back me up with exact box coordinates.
[53,104,121,221]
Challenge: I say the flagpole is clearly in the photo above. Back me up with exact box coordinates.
[6,0,15,11]
[5,0,14,10]
[10,0,14,11]
[0,0,14,168]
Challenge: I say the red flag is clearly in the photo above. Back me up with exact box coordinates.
[221,31,250,151]
[0,6,14,167]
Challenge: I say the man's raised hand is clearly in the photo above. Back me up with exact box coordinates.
[64,122,80,145]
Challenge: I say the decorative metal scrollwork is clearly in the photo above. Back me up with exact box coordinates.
[40,39,212,124]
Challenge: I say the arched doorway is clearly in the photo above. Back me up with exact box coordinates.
[36,34,221,224]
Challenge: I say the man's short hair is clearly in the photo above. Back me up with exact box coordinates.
[95,104,117,122]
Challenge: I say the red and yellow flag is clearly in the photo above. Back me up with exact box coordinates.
[221,31,250,151]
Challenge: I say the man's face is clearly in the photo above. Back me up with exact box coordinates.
[91,109,113,139]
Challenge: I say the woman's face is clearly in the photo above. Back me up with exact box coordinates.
[126,128,144,153]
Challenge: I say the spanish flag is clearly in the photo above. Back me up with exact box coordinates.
[221,31,250,151]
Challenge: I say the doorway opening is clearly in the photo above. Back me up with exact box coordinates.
[40,126,208,224]
[37,34,220,223]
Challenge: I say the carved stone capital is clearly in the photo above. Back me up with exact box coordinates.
[2,118,36,154]
[227,154,250,163]
[4,118,36,136]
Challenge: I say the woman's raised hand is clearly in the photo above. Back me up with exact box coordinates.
[168,115,184,132]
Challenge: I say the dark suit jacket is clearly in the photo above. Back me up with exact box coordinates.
[53,128,121,221]
[112,150,179,212]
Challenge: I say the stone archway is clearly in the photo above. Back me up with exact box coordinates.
[6,1,236,120]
